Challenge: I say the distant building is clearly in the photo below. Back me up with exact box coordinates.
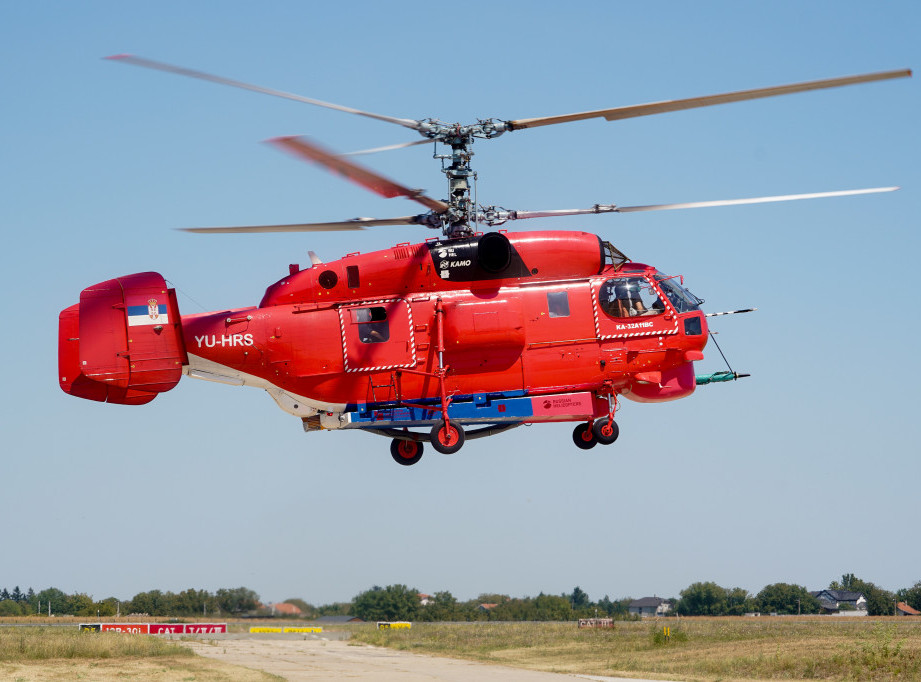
[809,590,868,615]
[418,593,433,606]
[478,603,498,612]
[897,602,920,616]
[628,597,671,617]
[269,602,303,616]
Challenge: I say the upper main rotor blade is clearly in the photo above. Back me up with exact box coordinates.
[506,69,911,130]
[181,216,424,234]
[269,135,449,213]
[105,54,423,131]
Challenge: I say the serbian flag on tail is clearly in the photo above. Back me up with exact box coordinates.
[127,296,169,326]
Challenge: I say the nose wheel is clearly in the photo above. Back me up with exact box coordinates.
[572,422,597,449]
[573,418,619,450]
[592,417,619,444]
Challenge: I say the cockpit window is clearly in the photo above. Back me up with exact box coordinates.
[599,277,665,318]
[655,274,701,313]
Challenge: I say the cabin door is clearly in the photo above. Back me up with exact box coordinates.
[339,300,417,372]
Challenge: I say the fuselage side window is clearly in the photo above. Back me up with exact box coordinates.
[599,277,665,318]
[353,306,390,343]
[547,291,570,318]
[346,265,360,289]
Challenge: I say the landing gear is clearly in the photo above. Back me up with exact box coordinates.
[390,438,423,466]
[430,419,465,454]
[573,418,619,449]
[592,417,619,445]
[572,422,597,450]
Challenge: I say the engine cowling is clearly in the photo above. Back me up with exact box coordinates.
[58,272,187,404]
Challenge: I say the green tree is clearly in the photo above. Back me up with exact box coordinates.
[66,593,96,616]
[127,590,167,616]
[757,583,819,615]
[725,587,753,616]
[597,596,631,618]
[175,589,216,616]
[36,588,68,615]
[315,601,351,617]
[830,573,857,591]
[352,584,420,622]
[0,600,24,616]
[215,587,259,615]
[897,580,921,611]
[418,591,460,622]
[676,582,728,616]
[569,586,590,609]
[95,599,117,617]
[533,593,573,620]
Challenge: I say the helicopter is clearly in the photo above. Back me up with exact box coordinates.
[58,56,911,465]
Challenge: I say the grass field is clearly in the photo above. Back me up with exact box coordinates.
[0,627,281,681]
[349,617,921,680]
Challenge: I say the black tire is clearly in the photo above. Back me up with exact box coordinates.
[390,438,423,466]
[429,420,465,454]
[592,418,619,445]
[572,422,597,450]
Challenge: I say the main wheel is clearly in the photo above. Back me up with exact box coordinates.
[390,438,423,466]
[592,418,619,445]
[429,420,465,454]
[572,422,597,450]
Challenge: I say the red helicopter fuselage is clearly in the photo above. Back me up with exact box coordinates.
[59,230,708,458]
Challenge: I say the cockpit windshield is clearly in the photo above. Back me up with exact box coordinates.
[655,273,701,313]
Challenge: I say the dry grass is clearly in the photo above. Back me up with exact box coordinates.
[349,617,921,680]
[0,627,192,661]
[0,627,281,681]
[0,658,281,681]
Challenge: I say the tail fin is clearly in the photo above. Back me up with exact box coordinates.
[58,272,187,405]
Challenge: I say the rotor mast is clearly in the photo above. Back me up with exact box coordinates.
[421,119,509,237]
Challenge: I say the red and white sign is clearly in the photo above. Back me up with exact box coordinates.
[101,623,150,634]
[148,623,184,634]
[184,623,227,634]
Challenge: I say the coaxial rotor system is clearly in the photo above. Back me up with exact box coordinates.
[107,55,910,238]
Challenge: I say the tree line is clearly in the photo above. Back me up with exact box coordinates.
[1,574,919,621]
[0,586,258,618]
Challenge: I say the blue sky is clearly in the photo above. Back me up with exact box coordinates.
[2,1,919,607]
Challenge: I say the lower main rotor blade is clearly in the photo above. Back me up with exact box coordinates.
[615,187,899,213]
[493,187,898,223]
[181,216,424,234]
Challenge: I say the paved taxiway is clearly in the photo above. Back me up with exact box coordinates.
[179,635,664,681]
